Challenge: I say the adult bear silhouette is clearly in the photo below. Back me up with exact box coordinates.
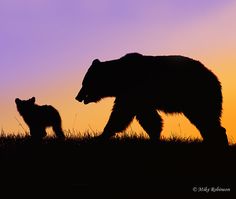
[76,53,228,147]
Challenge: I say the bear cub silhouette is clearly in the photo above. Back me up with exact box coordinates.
[15,97,65,140]
[76,52,228,147]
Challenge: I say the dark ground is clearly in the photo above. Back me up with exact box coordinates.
[0,135,235,197]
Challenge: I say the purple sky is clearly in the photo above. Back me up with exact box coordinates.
[1,0,231,94]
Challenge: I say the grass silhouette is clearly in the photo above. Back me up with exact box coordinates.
[0,131,235,196]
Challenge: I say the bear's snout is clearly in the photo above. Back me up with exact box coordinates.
[75,88,85,102]
[75,94,83,102]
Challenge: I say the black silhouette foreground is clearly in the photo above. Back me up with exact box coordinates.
[15,97,65,140]
[76,53,228,147]
[1,136,235,195]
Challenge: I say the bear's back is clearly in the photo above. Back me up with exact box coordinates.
[36,105,60,119]
[102,53,217,86]
[120,53,208,74]
[97,53,221,100]
[22,104,60,124]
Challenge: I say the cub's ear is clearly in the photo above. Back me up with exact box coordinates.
[92,59,101,65]
[30,97,36,103]
[15,98,21,104]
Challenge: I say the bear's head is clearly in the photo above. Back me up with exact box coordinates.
[76,59,109,104]
[15,97,36,115]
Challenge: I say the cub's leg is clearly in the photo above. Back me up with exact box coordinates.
[52,123,65,140]
[29,126,46,140]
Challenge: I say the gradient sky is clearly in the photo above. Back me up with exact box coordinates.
[1,0,236,143]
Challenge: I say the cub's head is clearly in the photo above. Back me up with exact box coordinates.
[76,59,107,104]
[15,97,36,115]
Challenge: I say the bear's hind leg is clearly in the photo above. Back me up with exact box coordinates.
[201,124,228,148]
[184,112,228,148]
[136,108,163,142]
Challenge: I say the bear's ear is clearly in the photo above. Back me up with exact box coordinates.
[15,98,21,105]
[29,97,36,104]
[92,59,101,65]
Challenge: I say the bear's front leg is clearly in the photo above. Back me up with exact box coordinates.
[97,98,136,141]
